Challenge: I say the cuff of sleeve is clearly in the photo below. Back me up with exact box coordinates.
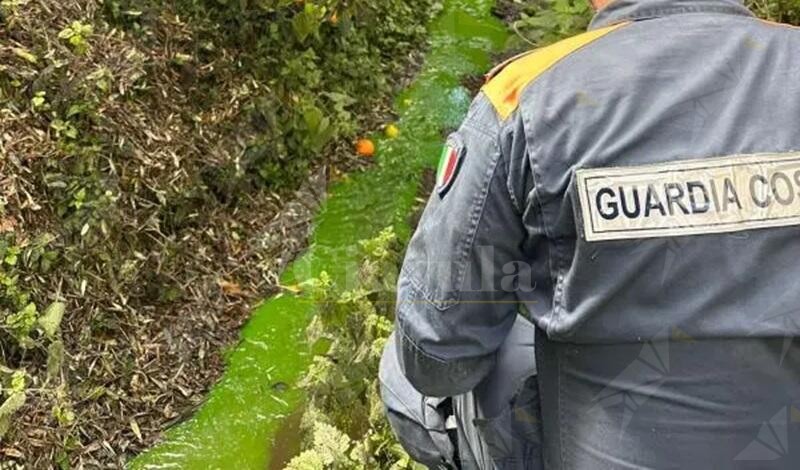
[395,321,495,398]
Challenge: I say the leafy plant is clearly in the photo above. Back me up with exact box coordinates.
[0,233,66,438]
[171,0,443,189]
[31,91,47,111]
[58,21,94,54]
[507,0,592,48]
[507,0,800,50]
[0,369,27,439]
[285,228,420,469]
[0,0,28,21]
[747,0,800,23]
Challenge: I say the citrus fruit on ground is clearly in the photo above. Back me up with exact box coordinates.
[356,138,375,157]
[385,124,400,139]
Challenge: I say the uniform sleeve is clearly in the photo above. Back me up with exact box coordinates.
[379,334,457,468]
[395,93,530,397]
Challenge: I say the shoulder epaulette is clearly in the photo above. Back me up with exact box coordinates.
[482,23,629,120]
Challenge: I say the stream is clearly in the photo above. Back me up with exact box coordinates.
[131,1,509,467]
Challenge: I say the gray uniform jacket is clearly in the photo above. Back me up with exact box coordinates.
[395,0,800,467]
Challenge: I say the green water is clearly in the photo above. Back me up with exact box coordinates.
[132,2,508,468]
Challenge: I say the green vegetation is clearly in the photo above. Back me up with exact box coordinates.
[0,0,438,465]
[285,228,422,469]
[116,0,444,187]
[748,0,800,23]
[508,0,592,46]
[504,0,800,50]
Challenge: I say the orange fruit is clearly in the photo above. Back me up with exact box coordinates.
[330,11,339,25]
[356,138,375,157]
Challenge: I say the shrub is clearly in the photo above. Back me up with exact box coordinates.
[747,0,800,23]
[285,227,422,470]
[106,0,442,188]
[505,0,800,51]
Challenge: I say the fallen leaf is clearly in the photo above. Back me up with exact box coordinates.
[279,284,303,295]
[130,419,142,442]
[1,447,23,458]
[218,280,244,296]
[38,301,66,338]
[0,393,26,439]
[0,217,16,233]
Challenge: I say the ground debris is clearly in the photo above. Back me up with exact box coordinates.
[0,0,326,466]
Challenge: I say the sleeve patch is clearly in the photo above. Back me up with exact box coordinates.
[436,140,466,198]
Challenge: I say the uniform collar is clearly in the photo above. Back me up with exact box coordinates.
[589,0,754,30]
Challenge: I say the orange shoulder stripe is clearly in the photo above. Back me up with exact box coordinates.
[484,50,538,82]
[759,18,800,29]
[482,23,629,120]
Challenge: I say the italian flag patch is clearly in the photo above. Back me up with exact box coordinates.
[436,143,464,198]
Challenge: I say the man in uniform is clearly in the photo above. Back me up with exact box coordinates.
[390,0,800,467]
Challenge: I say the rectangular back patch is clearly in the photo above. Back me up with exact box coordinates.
[576,153,800,242]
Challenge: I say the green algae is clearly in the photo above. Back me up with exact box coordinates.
[131,2,508,468]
